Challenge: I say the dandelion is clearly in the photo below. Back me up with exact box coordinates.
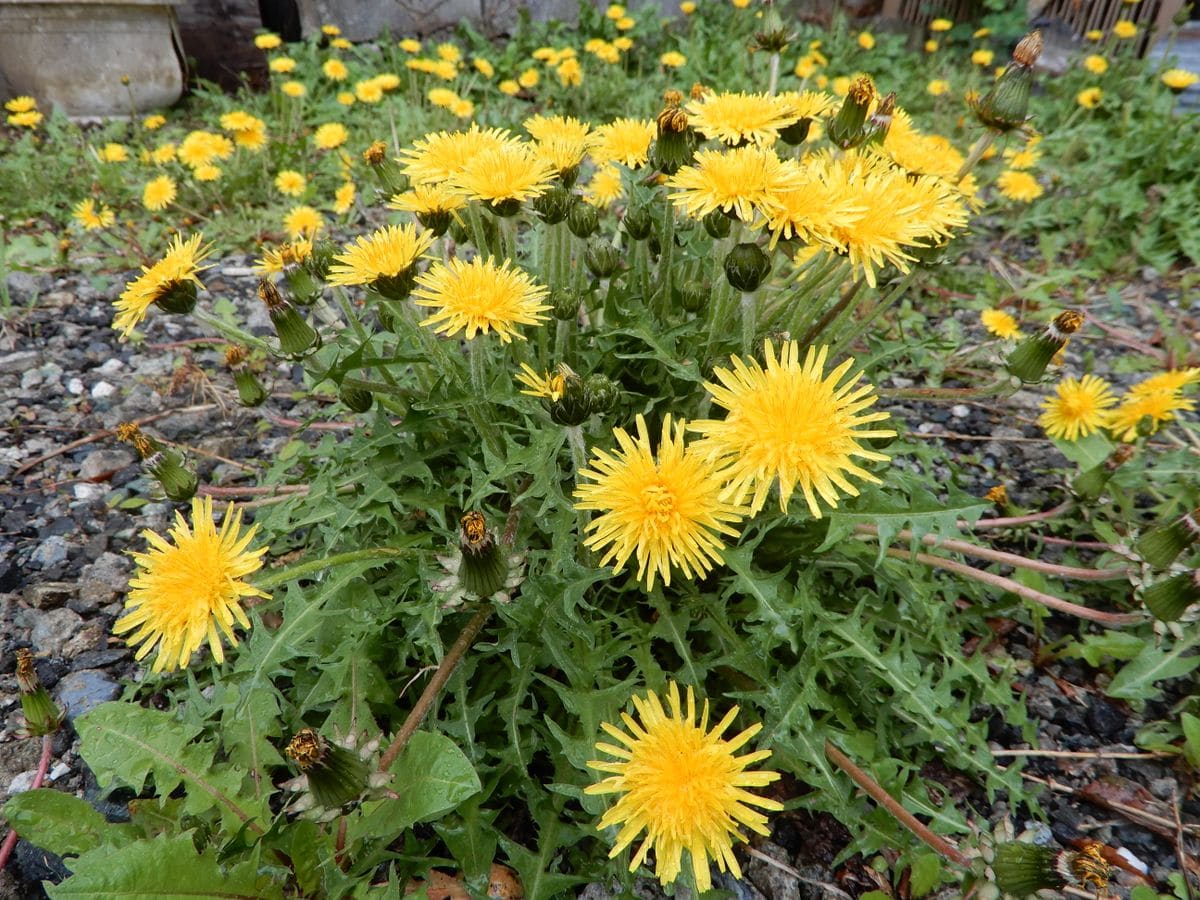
[194,164,222,182]
[1077,87,1103,109]
[313,122,348,149]
[515,363,566,401]
[996,169,1043,202]
[328,224,433,295]
[1039,375,1117,440]
[584,166,625,207]
[281,80,307,98]
[7,111,43,128]
[858,32,876,50]
[1112,20,1138,39]
[660,51,687,68]
[1109,389,1195,440]
[574,415,745,589]
[1162,69,1199,91]
[971,49,995,66]
[72,199,115,231]
[474,57,495,78]
[925,39,939,53]
[323,58,349,81]
[334,182,356,215]
[499,79,520,95]
[337,91,356,105]
[691,341,894,517]
[518,68,540,88]
[590,118,656,168]
[399,124,518,184]
[412,256,550,343]
[1128,368,1200,397]
[584,681,782,891]
[142,175,177,211]
[685,91,799,147]
[447,143,557,211]
[1083,55,1109,75]
[113,233,212,338]
[254,32,281,49]
[681,2,696,13]
[5,95,38,113]
[399,38,421,53]
[927,79,949,96]
[269,56,297,73]
[667,145,800,223]
[929,17,952,31]
[96,142,130,163]
[981,308,1022,340]
[275,170,307,197]
[178,130,233,167]
[284,204,324,238]
[113,496,267,672]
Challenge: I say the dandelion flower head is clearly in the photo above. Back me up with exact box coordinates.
[327,224,434,289]
[684,91,800,147]
[590,118,656,168]
[1039,375,1117,440]
[113,496,268,673]
[113,233,211,338]
[412,256,550,343]
[667,145,800,224]
[585,681,782,891]
[399,125,518,185]
[981,308,1022,340]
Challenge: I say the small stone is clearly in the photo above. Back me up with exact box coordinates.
[77,552,131,610]
[951,404,970,418]
[0,350,39,374]
[6,770,38,796]
[97,358,125,376]
[56,670,121,723]
[30,608,85,655]
[1148,776,1177,801]
[1086,698,1125,740]
[62,623,106,658]
[25,582,77,610]
[20,369,43,390]
[30,535,71,569]
[48,763,71,783]
[90,381,117,400]
[67,377,85,395]
[73,483,107,501]
[78,448,134,481]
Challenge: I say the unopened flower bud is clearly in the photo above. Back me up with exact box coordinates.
[260,280,319,355]
[534,184,574,225]
[416,208,453,237]
[285,728,371,810]
[1144,570,1200,622]
[862,92,896,146]
[680,279,709,313]
[567,200,599,239]
[225,346,268,408]
[486,197,522,218]
[339,383,374,413]
[1136,507,1200,568]
[456,511,507,598]
[972,31,1042,133]
[150,448,199,501]
[584,373,620,413]
[448,218,471,245]
[16,649,63,737]
[651,90,696,174]
[703,209,732,239]
[829,77,875,149]
[1006,310,1084,383]
[551,287,582,321]
[585,238,622,278]
[549,368,592,426]
[362,140,407,194]
[724,242,771,293]
[622,204,653,241]
[1073,443,1134,501]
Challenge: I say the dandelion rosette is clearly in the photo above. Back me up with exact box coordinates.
[113,496,268,672]
[574,414,746,590]
[692,341,895,517]
[585,681,782,891]
[412,256,550,343]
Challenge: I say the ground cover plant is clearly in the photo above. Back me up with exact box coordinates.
[2,3,1199,898]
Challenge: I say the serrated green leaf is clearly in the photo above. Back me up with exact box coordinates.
[45,833,281,899]
[1107,636,1200,701]
[2,789,133,858]
[1065,632,1147,667]
[908,851,942,897]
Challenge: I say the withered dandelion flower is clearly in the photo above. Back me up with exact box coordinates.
[113,496,268,672]
[1039,375,1117,440]
[692,341,895,517]
[585,681,782,891]
[412,257,550,343]
[574,414,745,590]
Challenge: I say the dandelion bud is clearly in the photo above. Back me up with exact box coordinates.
[724,242,771,293]
[362,140,407,194]
[1136,507,1200,568]
[456,511,508,598]
[651,89,696,174]
[304,240,335,280]
[417,208,453,237]
[260,280,319,356]
[551,287,582,321]
[448,218,471,245]
[1006,310,1084,383]
[1073,443,1134,501]
[339,383,374,413]
[486,197,523,218]
[549,368,592,426]
[703,209,732,239]
[778,117,813,146]
[534,184,574,225]
[584,373,620,413]
[681,279,709,313]
[567,200,600,239]
[154,278,199,315]
[117,421,157,461]
[284,265,321,307]
[753,4,792,53]
[1144,570,1200,621]
[972,30,1042,133]
[16,649,63,737]
[862,92,897,147]
[285,728,371,810]
[622,204,653,241]
[829,76,876,150]
[151,448,200,501]
[585,238,622,278]
[225,345,268,408]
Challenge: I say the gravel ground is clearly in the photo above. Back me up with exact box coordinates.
[0,250,1197,898]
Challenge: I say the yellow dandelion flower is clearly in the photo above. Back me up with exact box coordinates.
[5,95,38,113]
[337,90,356,105]
[584,682,782,890]
[178,130,234,168]
[254,238,314,275]
[428,87,460,109]
[113,233,211,338]
[590,117,656,168]
[1077,87,1103,109]
[1162,69,1200,91]
[281,80,307,98]
[882,110,968,182]
[113,496,267,673]
[615,15,634,30]
[524,113,592,145]
[691,341,894,517]
[355,79,383,102]
[1083,54,1109,75]
[556,57,583,87]
[1085,29,1104,40]
[731,0,749,9]
[518,68,539,88]
[499,79,520,95]
[142,175,177,211]
[1039,375,1117,440]
[254,32,281,49]
[321,23,341,36]
[924,39,939,53]
[575,415,745,589]
[323,58,349,81]
[1128,368,1200,397]
[313,122,349,149]
[584,165,624,207]
[858,32,876,50]
[95,142,130,163]
[447,143,557,208]
[661,50,687,68]
[685,91,799,147]
[388,182,466,217]
[613,36,633,51]
[929,17,952,31]
[681,1,696,12]
[8,110,43,128]
[151,144,177,165]
[474,57,495,78]
[760,157,865,249]
[284,204,324,238]
[927,79,950,96]
[269,56,297,73]
[274,169,307,197]
[981,308,1022,340]
[333,182,356,215]
[399,38,421,53]
[971,49,994,66]
[194,164,222,182]
[330,37,351,49]
[1004,146,1040,170]
[436,41,461,63]
[515,363,566,401]
[1108,389,1195,440]
[327,224,434,291]
[996,169,1043,202]
[412,256,549,343]
[72,199,115,231]
[606,3,625,18]
[399,124,518,184]
[1112,20,1138,38]
[667,145,801,223]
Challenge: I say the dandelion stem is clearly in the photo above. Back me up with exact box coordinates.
[656,201,676,317]
[554,318,571,362]
[740,291,756,355]
[830,268,919,356]
[767,52,781,96]
[191,310,275,356]
[379,603,494,772]
[799,277,864,347]
[954,131,996,184]
[0,734,53,872]
[254,546,424,592]
[565,425,588,476]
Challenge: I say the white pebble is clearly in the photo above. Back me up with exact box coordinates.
[67,377,85,395]
[6,769,38,795]
[90,381,116,399]
[97,358,125,376]
[951,404,970,418]
[48,762,71,782]
[73,483,107,501]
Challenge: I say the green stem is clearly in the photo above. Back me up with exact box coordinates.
[799,277,864,347]
[469,337,488,396]
[767,52,781,96]
[739,291,756,355]
[254,546,424,592]
[466,203,492,260]
[656,202,676,317]
[554,318,571,362]
[829,267,918,356]
[954,130,996,185]
[192,309,276,355]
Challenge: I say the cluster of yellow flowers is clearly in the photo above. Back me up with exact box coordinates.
[4,95,43,128]
[1040,368,1199,442]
